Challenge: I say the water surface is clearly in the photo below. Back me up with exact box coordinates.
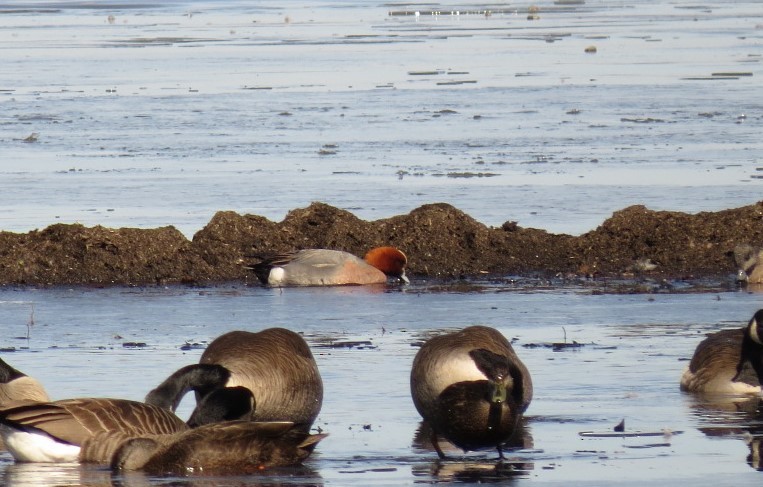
[1,284,763,485]
[1,0,761,236]
[1,1,763,484]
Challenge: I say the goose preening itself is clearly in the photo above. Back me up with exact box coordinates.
[410,326,533,459]
[0,387,254,463]
[249,247,408,287]
[0,357,49,406]
[146,328,323,432]
[680,309,763,394]
[81,420,326,475]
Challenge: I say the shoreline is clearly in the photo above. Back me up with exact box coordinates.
[0,200,760,287]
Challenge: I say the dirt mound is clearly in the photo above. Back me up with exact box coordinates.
[0,201,761,286]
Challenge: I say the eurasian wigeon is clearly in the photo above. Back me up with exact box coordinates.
[680,309,763,394]
[146,328,323,433]
[410,325,533,459]
[249,246,408,287]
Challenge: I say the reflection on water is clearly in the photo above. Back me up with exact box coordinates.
[411,420,535,481]
[0,461,324,487]
[412,419,533,458]
[412,458,535,483]
[685,393,763,472]
[1,462,110,487]
[3,285,763,485]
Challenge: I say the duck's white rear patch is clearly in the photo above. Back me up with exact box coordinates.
[0,426,80,463]
[268,267,286,286]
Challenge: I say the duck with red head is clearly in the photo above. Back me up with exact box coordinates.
[249,246,408,287]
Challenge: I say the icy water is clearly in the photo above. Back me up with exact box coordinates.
[0,0,761,236]
[1,0,763,485]
[2,284,763,486]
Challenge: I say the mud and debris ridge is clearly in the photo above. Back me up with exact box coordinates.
[0,201,761,286]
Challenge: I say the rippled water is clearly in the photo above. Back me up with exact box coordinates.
[2,0,763,485]
[1,284,763,486]
[1,0,761,236]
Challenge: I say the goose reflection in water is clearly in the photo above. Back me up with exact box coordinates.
[411,419,534,482]
[1,461,324,487]
[685,394,763,472]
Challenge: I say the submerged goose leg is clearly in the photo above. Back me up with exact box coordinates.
[430,430,447,459]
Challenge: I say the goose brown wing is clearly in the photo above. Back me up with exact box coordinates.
[0,398,188,446]
[0,402,86,444]
[59,399,188,437]
[79,430,139,464]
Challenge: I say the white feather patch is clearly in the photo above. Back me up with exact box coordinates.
[268,267,286,286]
[0,426,80,463]
[750,318,762,345]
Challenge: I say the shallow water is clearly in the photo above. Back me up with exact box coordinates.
[2,1,763,485]
[2,284,763,485]
[1,0,761,236]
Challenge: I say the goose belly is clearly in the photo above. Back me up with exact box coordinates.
[0,426,80,463]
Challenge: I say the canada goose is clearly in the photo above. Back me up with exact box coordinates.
[0,388,255,464]
[146,328,323,432]
[83,420,326,474]
[680,309,763,394]
[410,326,533,459]
[249,247,408,286]
[734,244,763,284]
[0,357,49,406]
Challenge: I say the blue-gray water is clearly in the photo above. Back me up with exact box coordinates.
[2,284,763,486]
[1,0,763,485]
[1,0,761,236]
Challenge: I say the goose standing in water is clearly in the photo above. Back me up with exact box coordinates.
[410,325,533,459]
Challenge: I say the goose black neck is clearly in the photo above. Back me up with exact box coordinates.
[145,364,231,411]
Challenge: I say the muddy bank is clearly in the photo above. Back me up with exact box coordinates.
[0,201,761,286]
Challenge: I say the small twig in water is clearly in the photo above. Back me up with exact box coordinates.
[562,326,567,344]
[27,304,35,341]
